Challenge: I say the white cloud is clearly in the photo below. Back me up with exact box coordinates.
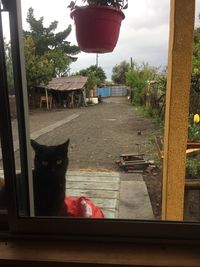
[3,0,200,80]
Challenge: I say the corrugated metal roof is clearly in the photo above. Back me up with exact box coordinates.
[44,76,88,91]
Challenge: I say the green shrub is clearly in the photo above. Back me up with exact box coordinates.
[188,114,200,141]
[186,155,200,178]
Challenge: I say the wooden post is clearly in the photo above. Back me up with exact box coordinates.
[162,0,195,221]
[45,87,49,110]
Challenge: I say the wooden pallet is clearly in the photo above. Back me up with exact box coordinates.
[154,136,200,160]
[116,153,154,172]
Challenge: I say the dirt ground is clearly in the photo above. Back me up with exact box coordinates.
[32,97,162,219]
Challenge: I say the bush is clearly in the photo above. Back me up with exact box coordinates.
[188,114,200,141]
[186,155,200,178]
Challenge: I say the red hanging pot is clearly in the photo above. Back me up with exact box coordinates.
[71,5,125,53]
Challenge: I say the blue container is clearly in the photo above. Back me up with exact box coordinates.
[97,87,111,98]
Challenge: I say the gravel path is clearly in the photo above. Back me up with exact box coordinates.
[29,97,159,172]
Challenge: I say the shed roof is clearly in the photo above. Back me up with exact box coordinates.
[44,76,88,91]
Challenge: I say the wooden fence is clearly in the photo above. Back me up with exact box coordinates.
[190,90,200,114]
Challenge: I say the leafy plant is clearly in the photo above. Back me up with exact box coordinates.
[125,62,157,105]
[186,155,200,178]
[76,65,106,97]
[24,7,80,79]
[112,60,130,84]
[68,0,128,10]
[188,114,200,141]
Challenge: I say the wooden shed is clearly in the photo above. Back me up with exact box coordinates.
[30,76,88,109]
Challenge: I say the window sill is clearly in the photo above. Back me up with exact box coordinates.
[0,237,200,266]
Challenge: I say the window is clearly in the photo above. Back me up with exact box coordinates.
[0,0,200,242]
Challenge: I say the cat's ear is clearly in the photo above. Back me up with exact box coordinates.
[64,139,70,152]
[31,139,40,151]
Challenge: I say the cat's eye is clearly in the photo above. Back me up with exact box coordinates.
[56,160,62,165]
[41,161,48,166]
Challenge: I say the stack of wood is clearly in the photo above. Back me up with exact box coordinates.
[115,153,154,173]
[155,136,200,160]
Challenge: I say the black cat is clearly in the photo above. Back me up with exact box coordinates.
[31,139,70,216]
[0,139,70,216]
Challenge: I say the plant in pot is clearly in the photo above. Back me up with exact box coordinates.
[68,0,128,53]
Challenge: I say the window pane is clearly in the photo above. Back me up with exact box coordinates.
[7,0,198,224]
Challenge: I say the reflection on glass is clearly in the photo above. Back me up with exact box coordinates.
[0,142,6,211]
[19,0,164,219]
[8,0,198,222]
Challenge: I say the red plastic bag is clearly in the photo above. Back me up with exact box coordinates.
[60,196,104,218]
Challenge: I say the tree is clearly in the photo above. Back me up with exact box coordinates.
[78,65,106,85]
[126,62,157,105]
[76,65,106,96]
[4,40,14,93]
[24,7,80,77]
[24,36,53,89]
[191,14,200,93]
[111,60,130,84]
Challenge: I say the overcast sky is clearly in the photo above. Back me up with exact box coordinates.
[3,0,200,80]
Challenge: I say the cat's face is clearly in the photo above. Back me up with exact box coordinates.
[31,139,70,176]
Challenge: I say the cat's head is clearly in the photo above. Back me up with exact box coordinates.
[31,139,70,176]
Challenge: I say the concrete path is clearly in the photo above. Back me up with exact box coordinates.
[119,173,154,220]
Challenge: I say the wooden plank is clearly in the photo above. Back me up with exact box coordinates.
[65,189,119,199]
[66,181,119,190]
[154,136,164,159]
[1,239,200,266]
[120,153,144,157]
[186,148,200,156]
[101,208,117,218]
[185,179,200,190]
[162,0,195,221]
[155,137,200,160]
[67,171,120,177]
[66,175,119,183]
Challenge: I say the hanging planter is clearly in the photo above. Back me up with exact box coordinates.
[69,1,127,53]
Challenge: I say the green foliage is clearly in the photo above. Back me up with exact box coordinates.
[24,7,80,78]
[24,36,53,89]
[46,49,71,77]
[191,14,200,93]
[112,60,130,84]
[68,0,128,10]
[126,62,158,105]
[186,155,200,178]
[188,124,200,141]
[138,106,163,126]
[188,114,200,141]
[77,65,106,96]
[4,40,14,93]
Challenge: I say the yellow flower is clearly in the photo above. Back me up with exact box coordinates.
[193,114,200,124]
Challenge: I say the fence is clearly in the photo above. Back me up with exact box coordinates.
[97,86,129,98]
[190,90,200,114]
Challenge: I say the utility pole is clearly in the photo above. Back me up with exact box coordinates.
[96,53,99,67]
[130,57,133,69]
